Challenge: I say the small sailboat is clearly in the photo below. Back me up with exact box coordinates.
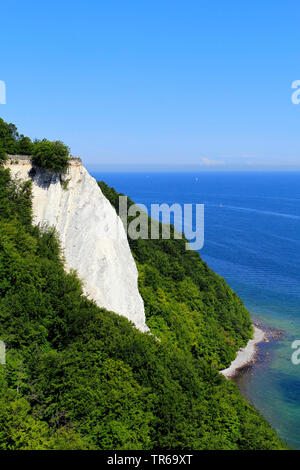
[219,202,223,208]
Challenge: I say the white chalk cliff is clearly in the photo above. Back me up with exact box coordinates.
[6,156,149,332]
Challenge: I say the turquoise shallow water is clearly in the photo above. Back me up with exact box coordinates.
[92,171,300,448]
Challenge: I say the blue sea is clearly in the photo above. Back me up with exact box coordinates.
[92,171,300,449]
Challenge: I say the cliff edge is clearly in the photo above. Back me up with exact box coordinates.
[6,156,149,332]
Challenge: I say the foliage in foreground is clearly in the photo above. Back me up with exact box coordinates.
[0,162,285,449]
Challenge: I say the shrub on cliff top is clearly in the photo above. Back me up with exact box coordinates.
[31,139,70,173]
[0,118,70,172]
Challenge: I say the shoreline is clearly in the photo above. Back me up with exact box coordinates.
[220,326,266,379]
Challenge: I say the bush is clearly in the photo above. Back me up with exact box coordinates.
[31,139,70,173]
[0,119,70,167]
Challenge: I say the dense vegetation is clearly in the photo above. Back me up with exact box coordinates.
[99,182,252,369]
[0,121,285,449]
[31,139,70,173]
[0,118,70,172]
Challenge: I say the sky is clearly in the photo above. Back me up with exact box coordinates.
[1,0,300,171]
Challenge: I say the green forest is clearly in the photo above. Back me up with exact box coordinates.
[0,120,286,449]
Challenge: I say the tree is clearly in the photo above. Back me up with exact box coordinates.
[31,139,70,173]
[17,135,33,155]
[0,118,19,154]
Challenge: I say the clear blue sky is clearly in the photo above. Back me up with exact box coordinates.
[1,0,300,170]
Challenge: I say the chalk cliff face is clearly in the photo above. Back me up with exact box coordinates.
[6,156,149,332]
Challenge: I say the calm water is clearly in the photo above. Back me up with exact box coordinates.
[92,171,300,448]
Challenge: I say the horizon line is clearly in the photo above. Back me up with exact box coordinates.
[87,164,300,173]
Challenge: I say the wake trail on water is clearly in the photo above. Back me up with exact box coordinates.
[207,204,300,220]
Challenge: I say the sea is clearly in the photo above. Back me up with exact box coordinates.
[91,170,300,449]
